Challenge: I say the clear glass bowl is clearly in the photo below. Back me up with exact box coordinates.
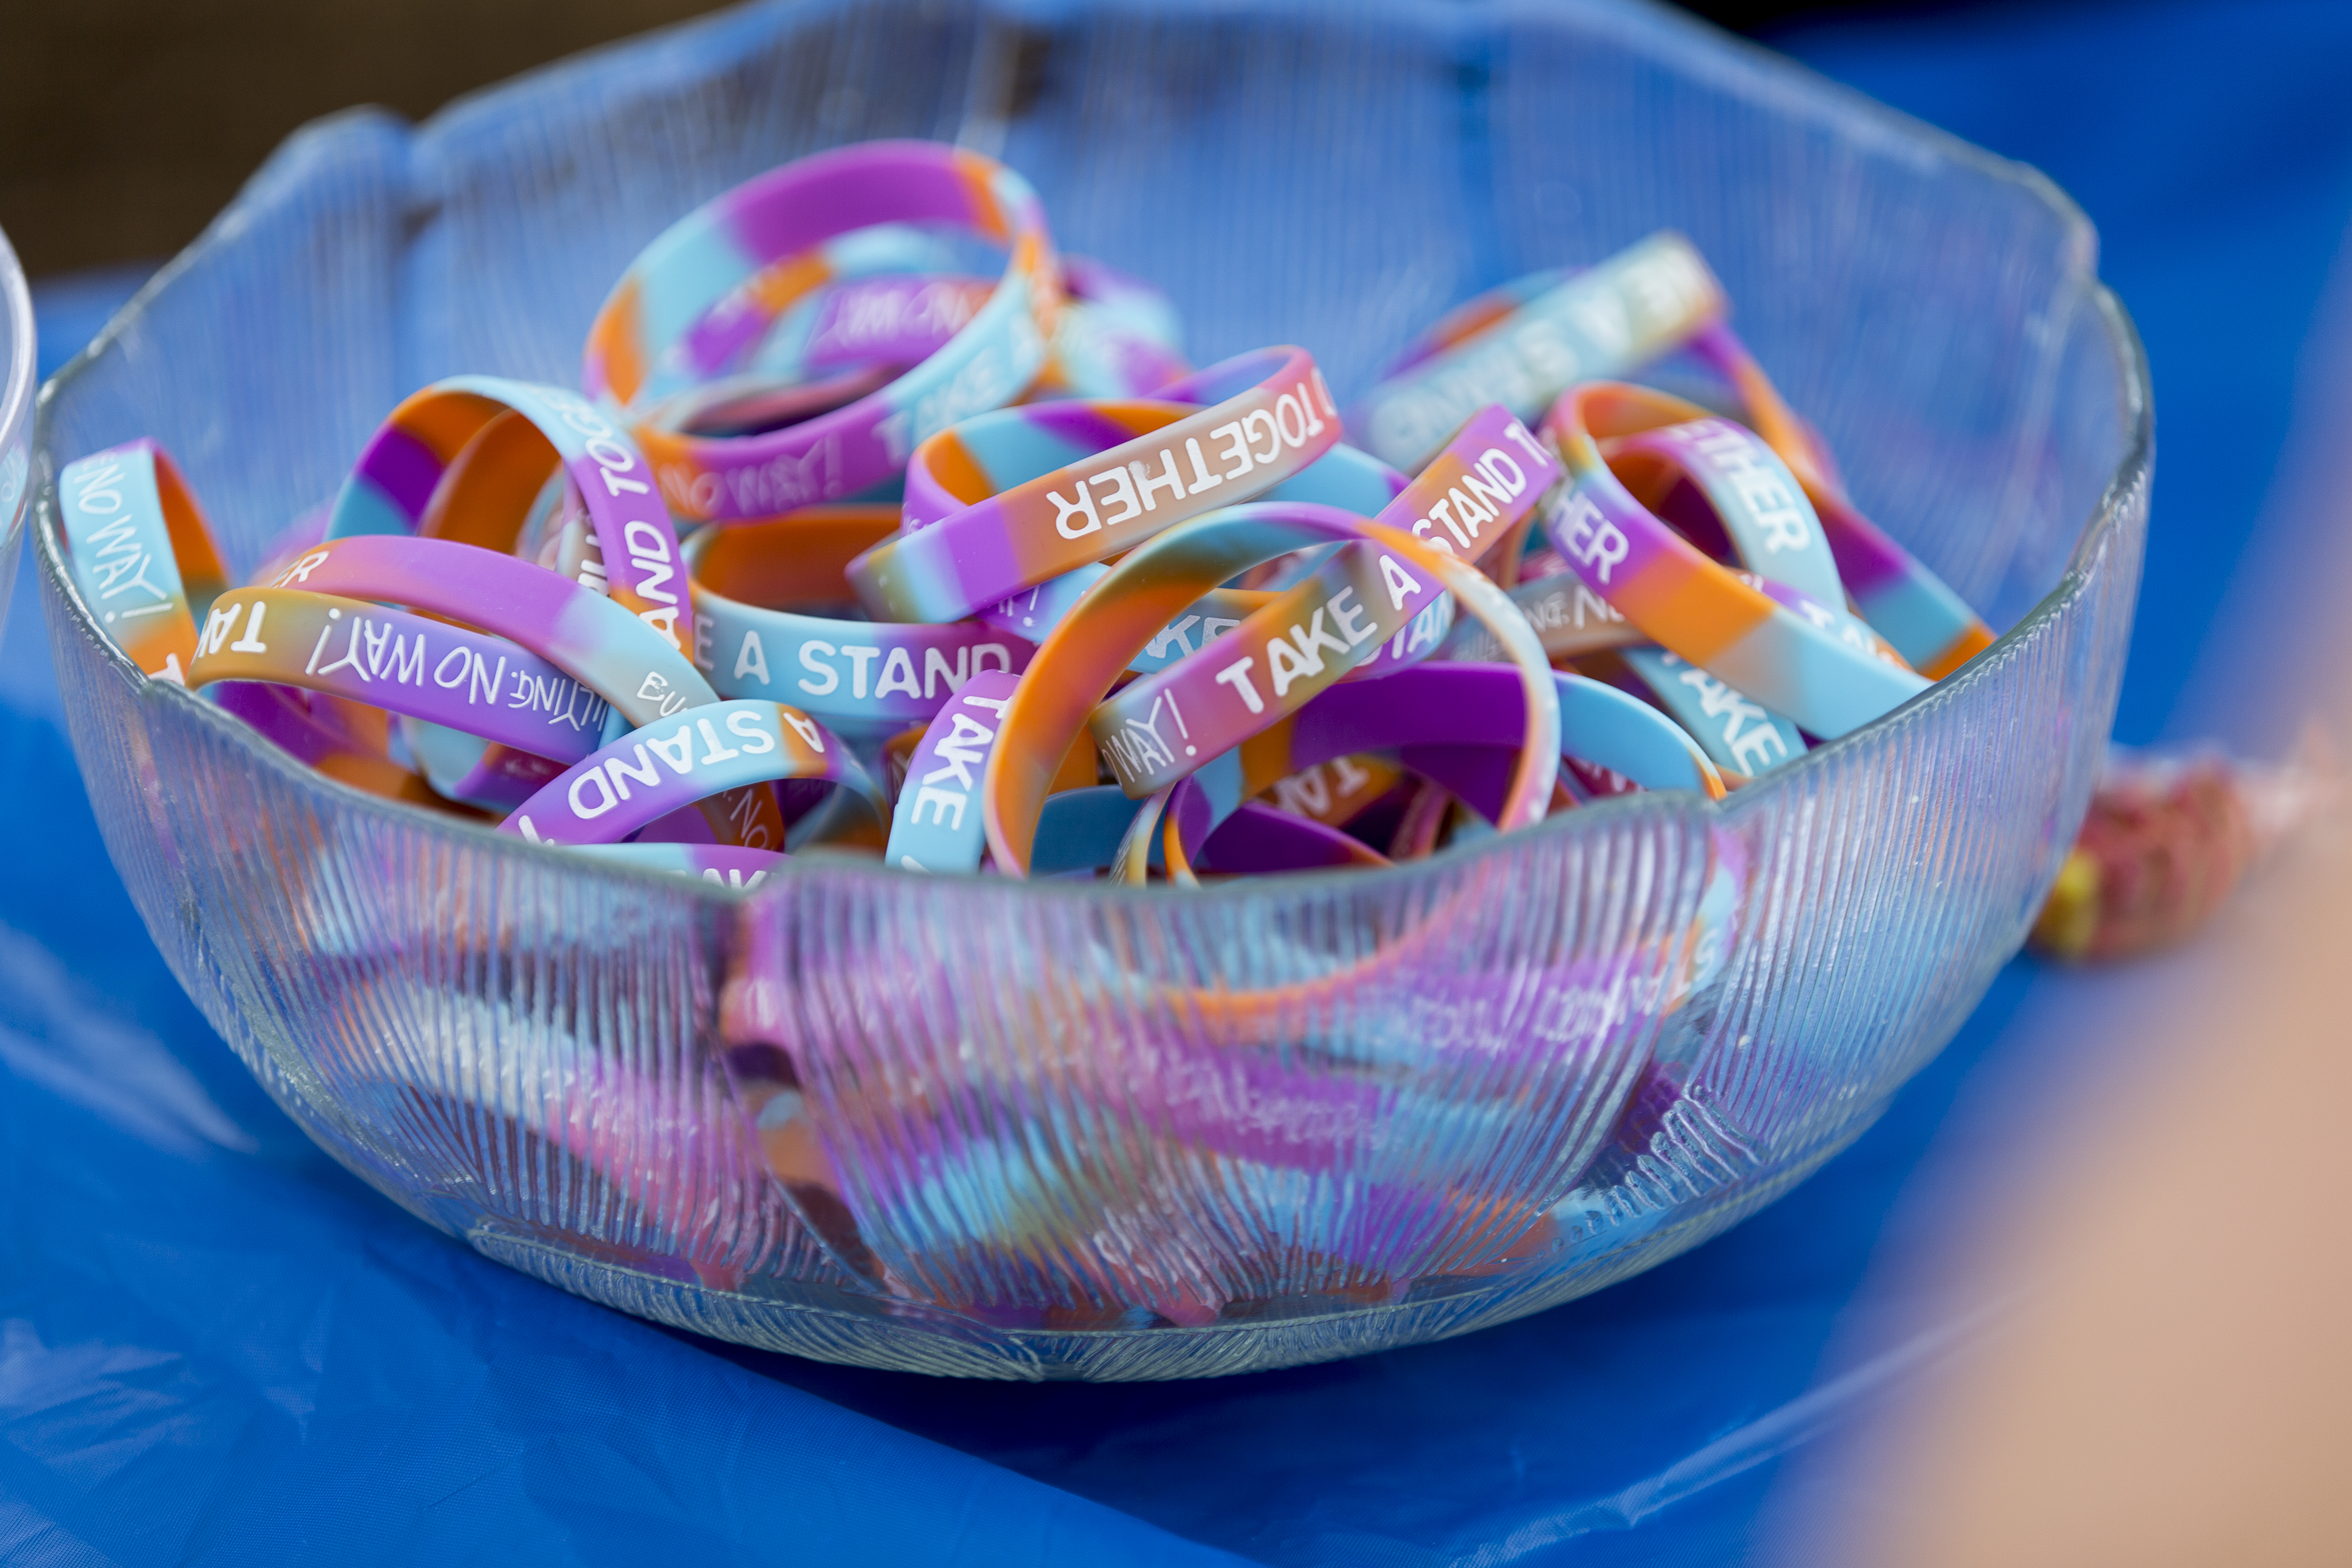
[0,221,33,648]
[31,0,2146,1379]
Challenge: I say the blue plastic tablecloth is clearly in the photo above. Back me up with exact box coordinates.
[10,2,2352,1561]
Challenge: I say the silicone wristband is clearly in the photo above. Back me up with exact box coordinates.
[1583,412,1904,772]
[1544,383,1929,739]
[653,292,987,440]
[326,376,693,652]
[184,587,614,764]
[684,508,1031,732]
[1107,776,1392,888]
[967,435,1404,657]
[265,534,785,848]
[1092,407,1562,794]
[883,668,1020,873]
[903,774,1381,883]
[847,345,1340,622]
[1378,265,1992,679]
[891,674,1411,881]
[1582,403,1915,677]
[1686,322,1995,679]
[1377,267,1562,376]
[623,221,962,413]
[1441,567,1646,663]
[584,141,1060,520]
[1156,662,1725,869]
[501,700,882,851]
[1615,646,1805,779]
[403,721,569,811]
[982,501,1561,876]
[1350,232,1725,471]
[269,535,711,728]
[1602,418,1920,682]
[1602,416,1846,611]
[383,418,648,812]
[1258,752,1405,833]
[57,441,229,684]
[1746,570,1910,667]
[572,842,789,891]
[775,273,995,383]
[664,248,1182,420]
[716,255,1183,403]
[886,672,1124,876]
[1044,255,1190,398]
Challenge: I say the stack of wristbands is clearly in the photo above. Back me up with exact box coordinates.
[57,138,1999,895]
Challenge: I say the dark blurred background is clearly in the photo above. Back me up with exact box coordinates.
[0,0,1992,277]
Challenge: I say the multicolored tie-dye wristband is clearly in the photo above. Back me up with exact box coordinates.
[656,249,982,422]
[685,506,1030,735]
[888,675,1401,880]
[1601,416,1847,612]
[1544,382,1930,739]
[1442,567,1647,664]
[1349,231,1726,471]
[1609,420,1921,684]
[963,429,1403,658]
[57,441,230,685]
[1685,322,1995,679]
[183,586,615,765]
[1370,255,1989,678]
[271,535,710,726]
[1091,406,1562,795]
[884,655,1706,883]
[1592,406,1917,679]
[266,533,785,848]
[718,255,1185,402]
[1612,647,1806,779]
[652,249,1184,427]
[622,219,960,411]
[402,724,570,812]
[982,500,1562,877]
[1584,410,1916,776]
[884,667,1022,873]
[324,375,693,652]
[1117,660,1725,887]
[583,141,1061,521]
[1045,255,1190,398]
[847,344,1340,623]
[500,699,882,853]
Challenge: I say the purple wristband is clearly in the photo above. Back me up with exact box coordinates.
[267,535,717,729]
[685,521,1032,734]
[848,346,1341,623]
[1091,406,1562,795]
[325,376,693,653]
[586,141,1062,521]
[502,700,882,852]
[184,586,614,764]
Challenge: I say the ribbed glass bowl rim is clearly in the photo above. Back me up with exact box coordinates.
[0,223,33,507]
[29,73,2153,911]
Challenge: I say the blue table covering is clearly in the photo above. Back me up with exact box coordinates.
[9,2,2352,1561]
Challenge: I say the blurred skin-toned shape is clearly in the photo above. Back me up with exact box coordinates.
[1837,748,2352,1562]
